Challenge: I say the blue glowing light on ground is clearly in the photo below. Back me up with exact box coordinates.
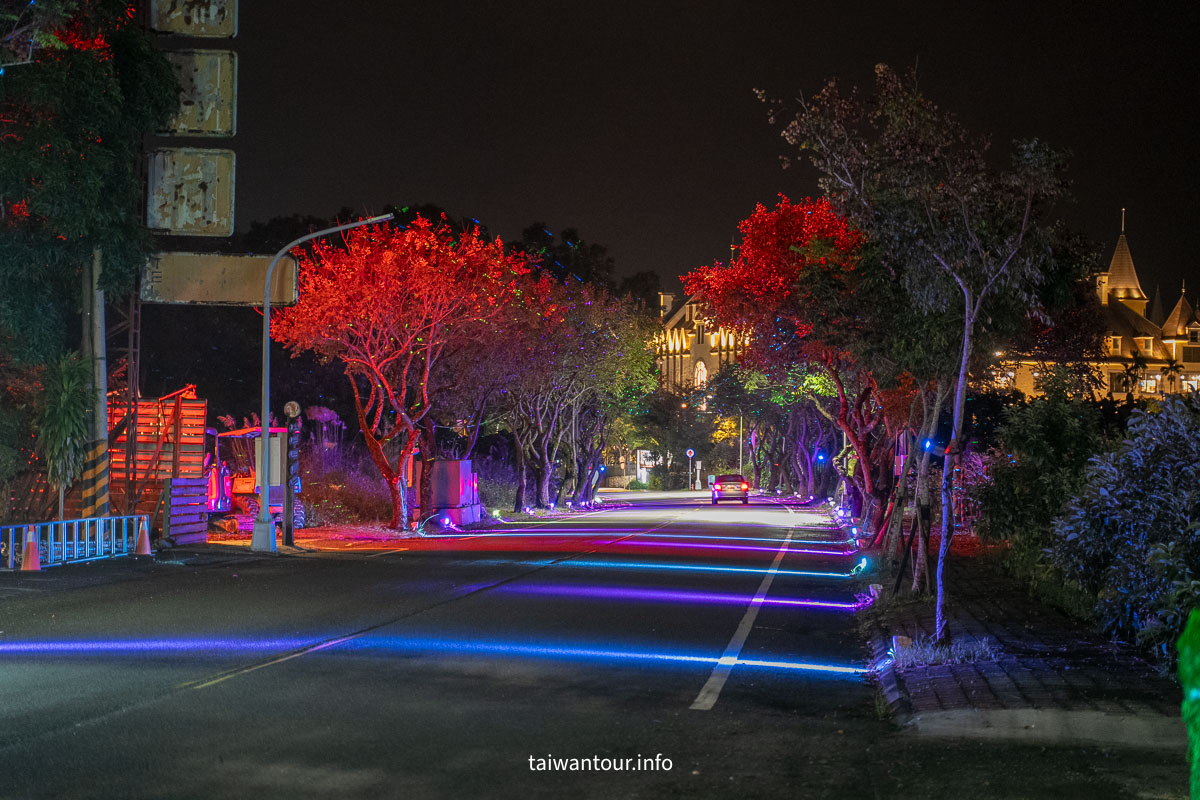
[0,635,870,677]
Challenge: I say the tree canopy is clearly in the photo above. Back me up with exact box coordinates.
[0,0,177,363]
[273,217,530,527]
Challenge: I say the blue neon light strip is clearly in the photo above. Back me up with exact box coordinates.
[558,559,858,578]
[341,637,870,675]
[0,636,870,677]
[498,583,863,610]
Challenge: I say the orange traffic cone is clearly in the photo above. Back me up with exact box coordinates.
[20,526,41,571]
[134,519,153,557]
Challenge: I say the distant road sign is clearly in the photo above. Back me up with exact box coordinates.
[161,50,237,136]
[146,148,235,236]
[686,449,695,458]
[150,0,238,37]
[142,252,298,306]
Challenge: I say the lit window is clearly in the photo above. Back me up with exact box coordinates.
[1110,336,1122,355]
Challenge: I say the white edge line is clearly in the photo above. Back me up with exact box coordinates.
[689,533,793,711]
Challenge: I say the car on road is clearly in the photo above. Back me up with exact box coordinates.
[712,474,749,505]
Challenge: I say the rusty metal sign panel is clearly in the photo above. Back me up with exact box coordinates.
[161,50,236,136]
[149,0,238,37]
[142,252,299,306]
[146,148,235,237]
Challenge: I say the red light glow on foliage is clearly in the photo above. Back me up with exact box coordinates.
[54,25,110,55]
[682,196,862,361]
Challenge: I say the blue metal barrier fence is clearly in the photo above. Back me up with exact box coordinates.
[1,515,147,569]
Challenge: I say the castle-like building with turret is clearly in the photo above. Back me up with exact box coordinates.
[1002,223,1200,397]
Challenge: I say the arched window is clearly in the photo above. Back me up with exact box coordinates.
[694,360,708,388]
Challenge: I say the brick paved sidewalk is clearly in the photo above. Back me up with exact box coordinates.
[872,551,1186,748]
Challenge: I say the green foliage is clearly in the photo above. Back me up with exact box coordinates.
[34,351,90,487]
[1,0,77,61]
[975,371,1107,596]
[513,223,616,288]
[0,1,178,363]
[1054,394,1200,667]
[624,479,648,490]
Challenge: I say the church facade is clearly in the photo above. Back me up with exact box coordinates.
[654,292,745,392]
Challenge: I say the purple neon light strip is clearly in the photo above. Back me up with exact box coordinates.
[619,540,856,556]
[0,637,311,654]
[425,531,854,546]
[499,583,864,610]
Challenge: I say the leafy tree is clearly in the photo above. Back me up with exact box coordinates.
[629,388,718,490]
[0,0,177,363]
[1054,394,1200,667]
[498,281,654,508]
[616,270,663,308]
[34,350,89,518]
[684,196,907,529]
[1160,357,1183,395]
[766,64,1071,638]
[273,218,529,528]
[0,345,41,517]
[513,223,616,289]
[1,0,77,65]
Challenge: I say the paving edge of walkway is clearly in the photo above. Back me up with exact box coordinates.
[868,631,1187,751]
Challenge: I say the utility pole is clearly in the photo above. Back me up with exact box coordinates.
[80,247,109,518]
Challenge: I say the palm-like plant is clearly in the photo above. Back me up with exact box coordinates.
[1160,357,1183,394]
[1126,348,1149,396]
[35,352,92,520]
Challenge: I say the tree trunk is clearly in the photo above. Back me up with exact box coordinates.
[512,433,528,513]
[936,338,971,640]
[419,416,437,528]
[536,454,553,507]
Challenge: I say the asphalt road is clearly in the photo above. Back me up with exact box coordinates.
[0,494,1187,799]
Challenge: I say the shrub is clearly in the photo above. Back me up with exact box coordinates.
[974,376,1107,598]
[625,479,648,490]
[474,456,518,513]
[298,445,394,525]
[1054,393,1200,667]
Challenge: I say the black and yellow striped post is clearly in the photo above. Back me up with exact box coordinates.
[80,440,109,518]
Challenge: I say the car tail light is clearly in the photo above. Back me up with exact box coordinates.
[741,483,749,490]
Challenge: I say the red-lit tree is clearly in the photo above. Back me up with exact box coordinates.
[685,196,905,531]
[273,218,529,528]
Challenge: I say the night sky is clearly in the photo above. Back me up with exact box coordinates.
[226,1,1198,298]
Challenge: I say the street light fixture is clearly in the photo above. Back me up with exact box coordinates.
[252,213,394,552]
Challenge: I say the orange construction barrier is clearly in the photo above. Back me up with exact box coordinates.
[20,526,41,571]
[134,519,152,556]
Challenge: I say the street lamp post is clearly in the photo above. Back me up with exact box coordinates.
[252,213,393,552]
[738,414,743,475]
